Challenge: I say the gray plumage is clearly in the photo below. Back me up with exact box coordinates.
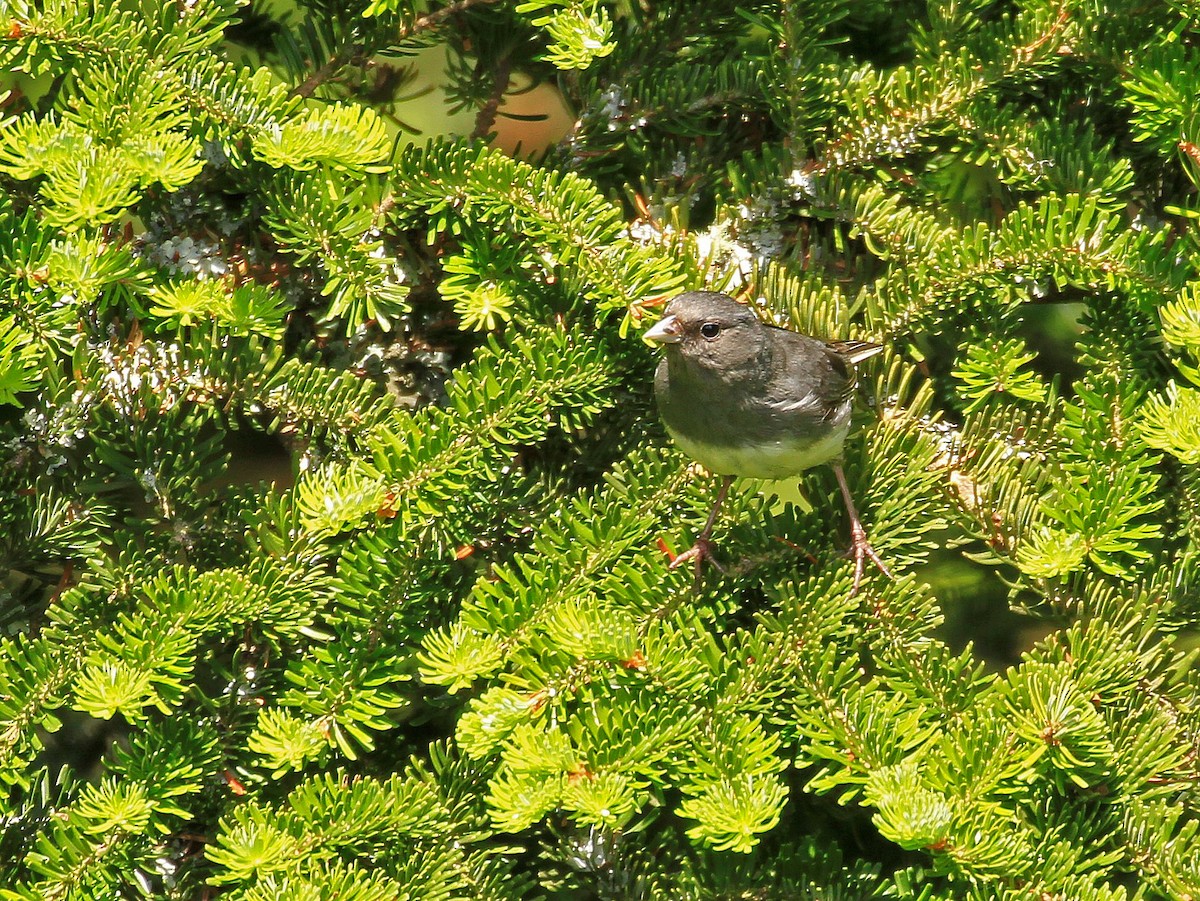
[646,291,880,480]
[643,290,891,594]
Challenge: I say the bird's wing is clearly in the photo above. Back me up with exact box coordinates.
[825,339,884,365]
[767,389,825,415]
[764,329,858,419]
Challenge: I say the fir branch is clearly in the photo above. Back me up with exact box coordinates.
[811,2,1076,174]
[389,139,690,313]
[398,0,506,37]
[370,326,620,517]
[4,0,1200,893]
[0,633,82,766]
[861,192,1184,338]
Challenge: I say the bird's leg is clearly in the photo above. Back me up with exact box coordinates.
[831,461,893,595]
[671,475,734,583]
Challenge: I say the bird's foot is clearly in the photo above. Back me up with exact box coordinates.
[669,537,725,589]
[670,537,725,573]
[844,520,892,597]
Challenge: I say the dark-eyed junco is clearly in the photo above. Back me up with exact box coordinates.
[643,290,891,594]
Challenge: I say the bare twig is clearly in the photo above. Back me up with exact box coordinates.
[471,55,513,141]
[291,0,505,100]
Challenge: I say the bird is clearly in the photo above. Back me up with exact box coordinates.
[642,290,892,594]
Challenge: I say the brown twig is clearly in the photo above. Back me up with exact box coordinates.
[399,0,505,40]
[471,55,512,141]
[290,42,365,100]
[291,0,505,100]
[1180,141,1200,170]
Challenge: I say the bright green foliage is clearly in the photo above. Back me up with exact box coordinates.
[0,0,1199,899]
[953,338,1048,412]
[517,1,617,70]
[0,316,39,403]
[1140,381,1200,464]
[390,139,691,323]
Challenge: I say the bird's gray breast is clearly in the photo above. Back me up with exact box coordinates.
[654,353,852,479]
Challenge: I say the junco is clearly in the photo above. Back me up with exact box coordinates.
[643,290,891,594]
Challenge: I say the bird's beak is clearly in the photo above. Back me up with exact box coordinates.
[643,314,683,345]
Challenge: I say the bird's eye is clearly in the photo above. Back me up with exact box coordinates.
[699,322,721,339]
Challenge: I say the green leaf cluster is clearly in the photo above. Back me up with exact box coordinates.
[0,0,1198,899]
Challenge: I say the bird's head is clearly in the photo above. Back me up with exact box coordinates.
[643,291,766,371]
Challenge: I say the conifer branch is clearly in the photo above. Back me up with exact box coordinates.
[2,0,1200,893]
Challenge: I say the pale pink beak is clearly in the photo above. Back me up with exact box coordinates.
[643,314,683,344]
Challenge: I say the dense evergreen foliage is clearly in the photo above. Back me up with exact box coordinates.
[1,0,1199,897]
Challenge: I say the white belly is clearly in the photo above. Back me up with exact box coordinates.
[669,421,850,479]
